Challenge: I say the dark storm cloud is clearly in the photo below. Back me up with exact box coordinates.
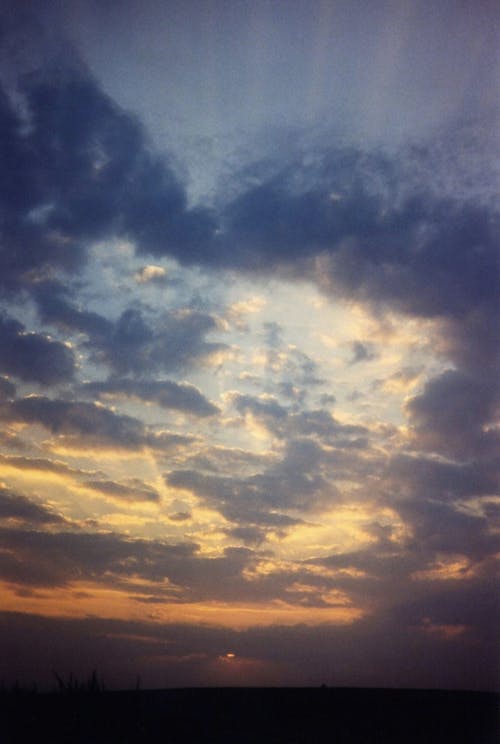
[0,312,75,385]
[0,396,145,448]
[34,281,113,338]
[0,90,79,291]
[93,307,226,376]
[0,53,217,297]
[232,392,368,446]
[0,484,64,525]
[81,378,219,417]
[1,25,497,333]
[219,155,499,322]
[397,499,499,563]
[435,306,499,375]
[319,198,498,323]
[3,37,496,340]
[0,524,292,605]
[319,541,417,588]
[0,395,193,452]
[35,280,227,376]
[405,369,500,460]
[0,527,199,589]
[166,436,339,525]
[0,376,16,399]
[220,176,373,269]
[388,454,498,502]
[166,466,310,527]
[1,44,496,396]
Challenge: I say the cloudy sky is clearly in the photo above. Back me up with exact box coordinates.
[0,0,498,690]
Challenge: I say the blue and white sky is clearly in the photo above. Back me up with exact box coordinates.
[0,0,499,690]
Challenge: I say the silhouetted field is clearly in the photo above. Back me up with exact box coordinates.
[1,686,498,743]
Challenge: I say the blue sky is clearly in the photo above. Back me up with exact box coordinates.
[0,0,498,690]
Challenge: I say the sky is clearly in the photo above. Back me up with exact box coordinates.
[0,0,498,691]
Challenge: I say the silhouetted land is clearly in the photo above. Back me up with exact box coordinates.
[1,686,498,743]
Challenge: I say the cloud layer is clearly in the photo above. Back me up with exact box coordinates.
[0,6,498,691]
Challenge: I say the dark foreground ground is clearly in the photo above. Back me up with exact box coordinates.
[1,687,498,743]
